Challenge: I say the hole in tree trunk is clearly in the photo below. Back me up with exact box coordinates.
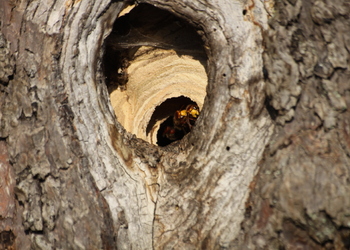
[103,3,208,145]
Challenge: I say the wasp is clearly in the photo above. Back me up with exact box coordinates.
[162,104,200,142]
[185,104,200,124]
[174,104,200,132]
[162,126,177,141]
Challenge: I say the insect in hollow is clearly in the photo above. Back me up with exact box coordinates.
[185,104,200,125]
[162,126,178,141]
[162,104,200,141]
[174,104,200,132]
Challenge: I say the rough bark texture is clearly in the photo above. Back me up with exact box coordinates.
[238,0,350,249]
[0,0,349,250]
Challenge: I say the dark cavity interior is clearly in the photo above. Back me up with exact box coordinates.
[146,96,198,147]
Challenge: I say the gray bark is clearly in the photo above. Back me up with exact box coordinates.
[0,0,349,249]
[238,0,350,249]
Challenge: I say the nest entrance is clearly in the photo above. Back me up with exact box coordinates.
[103,3,208,145]
[146,96,198,146]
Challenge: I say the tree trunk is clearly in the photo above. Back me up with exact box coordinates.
[0,0,349,250]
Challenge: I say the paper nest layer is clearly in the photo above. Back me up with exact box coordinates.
[110,46,207,144]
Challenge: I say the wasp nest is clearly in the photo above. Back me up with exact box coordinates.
[104,4,207,146]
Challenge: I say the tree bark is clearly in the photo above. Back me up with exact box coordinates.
[238,0,350,249]
[0,0,349,250]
